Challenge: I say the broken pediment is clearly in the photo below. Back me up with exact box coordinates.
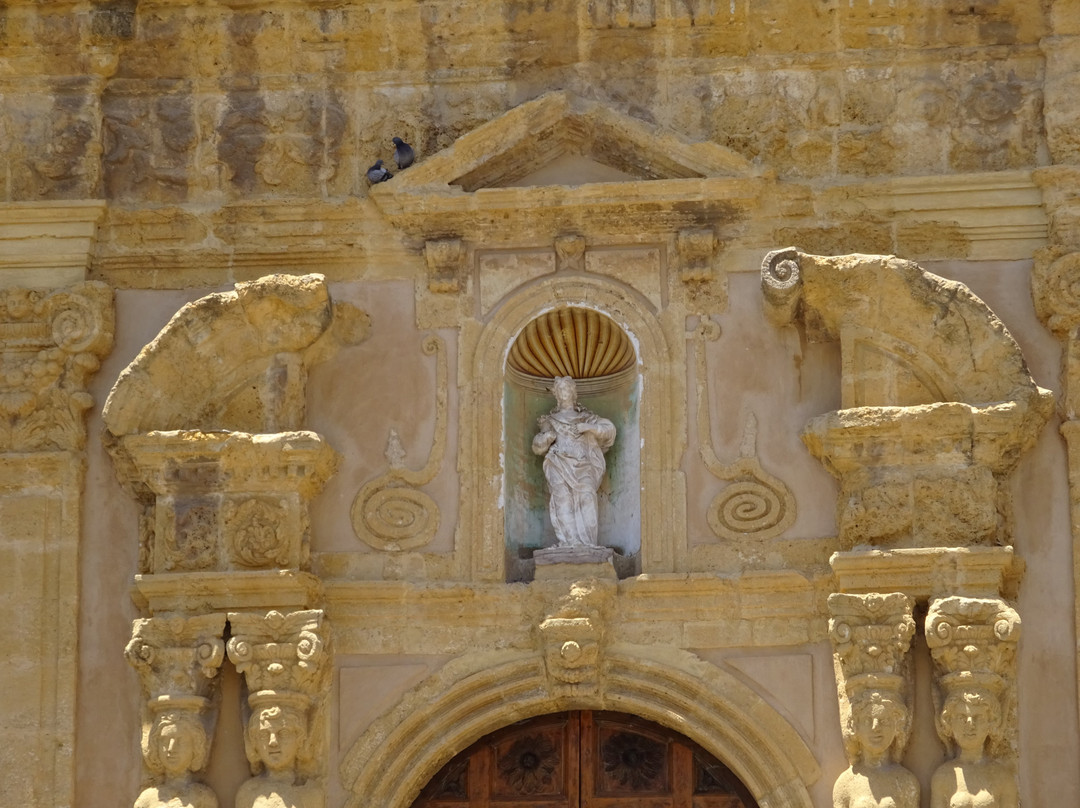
[371,91,769,243]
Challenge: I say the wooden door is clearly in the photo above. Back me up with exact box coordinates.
[412,711,758,808]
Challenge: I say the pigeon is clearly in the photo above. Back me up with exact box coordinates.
[392,137,415,170]
[366,159,393,183]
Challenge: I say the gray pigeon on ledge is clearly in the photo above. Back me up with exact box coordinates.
[366,159,392,183]
[392,137,415,170]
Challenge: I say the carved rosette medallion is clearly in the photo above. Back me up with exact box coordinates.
[352,335,447,552]
[0,281,113,452]
[225,497,290,568]
[496,735,559,795]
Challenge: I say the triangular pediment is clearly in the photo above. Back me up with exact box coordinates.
[371,91,768,242]
[384,91,756,193]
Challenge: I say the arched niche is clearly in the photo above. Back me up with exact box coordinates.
[503,307,641,581]
[457,276,686,580]
[338,644,820,808]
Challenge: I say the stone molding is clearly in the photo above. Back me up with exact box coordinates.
[830,546,1021,600]
[0,201,107,288]
[763,248,1052,550]
[339,642,819,808]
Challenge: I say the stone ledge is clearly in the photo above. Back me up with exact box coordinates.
[132,570,323,615]
[829,546,1022,599]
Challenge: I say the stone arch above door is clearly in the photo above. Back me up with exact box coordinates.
[456,274,686,580]
[339,643,820,808]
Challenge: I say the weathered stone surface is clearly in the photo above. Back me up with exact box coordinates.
[764,249,1053,549]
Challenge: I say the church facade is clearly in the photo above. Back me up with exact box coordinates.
[1,2,1079,807]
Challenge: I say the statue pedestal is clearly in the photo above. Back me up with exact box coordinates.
[534,546,616,581]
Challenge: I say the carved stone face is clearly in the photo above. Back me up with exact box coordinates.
[156,719,199,778]
[853,699,902,759]
[943,691,998,754]
[552,377,577,410]
[252,707,303,775]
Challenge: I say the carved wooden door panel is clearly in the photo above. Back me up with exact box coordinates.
[412,711,757,808]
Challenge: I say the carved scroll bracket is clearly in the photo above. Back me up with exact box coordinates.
[351,334,447,552]
[763,248,1052,550]
[692,321,796,542]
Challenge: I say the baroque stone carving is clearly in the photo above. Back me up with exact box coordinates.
[926,597,1021,808]
[115,431,339,575]
[227,610,331,808]
[677,228,717,283]
[126,615,227,808]
[536,580,614,697]
[352,335,447,552]
[693,321,796,541]
[0,282,113,452]
[763,248,1053,549]
[509,308,635,381]
[828,593,918,808]
[102,273,370,436]
[532,376,616,550]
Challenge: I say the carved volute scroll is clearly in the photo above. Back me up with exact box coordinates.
[693,321,796,542]
[125,614,227,808]
[827,593,919,808]
[227,609,331,808]
[925,597,1021,808]
[763,248,1053,550]
[0,281,113,452]
[351,335,448,552]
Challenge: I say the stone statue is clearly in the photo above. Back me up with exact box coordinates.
[931,686,1017,808]
[236,703,323,808]
[833,689,919,808]
[532,376,616,548]
[134,710,218,808]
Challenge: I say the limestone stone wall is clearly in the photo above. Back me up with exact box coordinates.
[0,3,1077,808]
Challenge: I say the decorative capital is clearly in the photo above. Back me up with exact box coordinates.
[828,593,916,681]
[554,235,586,273]
[926,597,1020,683]
[125,614,226,703]
[226,609,330,699]
[0,281,114,452]
[1032,248,1080,337]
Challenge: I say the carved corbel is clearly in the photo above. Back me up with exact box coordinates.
[536,581,614,698]
[925,597,1021,808]
[827,593,919,808]
[227,610,331,808]
[554,235,586,273]
[424,238,467,293]
[676,228,717,282]
[125,614,226,808]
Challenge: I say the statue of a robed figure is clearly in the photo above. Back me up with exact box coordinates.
[532,376,616,558]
